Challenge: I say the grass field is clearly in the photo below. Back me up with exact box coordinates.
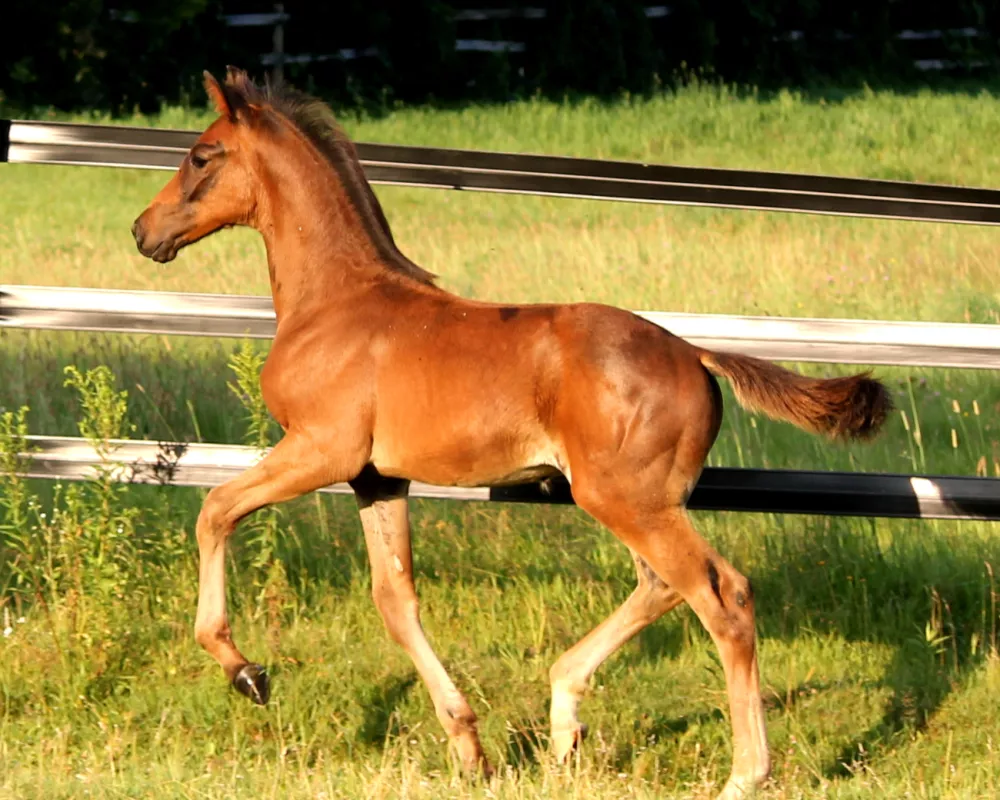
[3,83,1000,798]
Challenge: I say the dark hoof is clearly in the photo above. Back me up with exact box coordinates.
[232,663,269,705]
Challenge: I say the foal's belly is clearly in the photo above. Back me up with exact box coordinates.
[372,460,564,489]
[482,463,563,487]
[369,437,567,488]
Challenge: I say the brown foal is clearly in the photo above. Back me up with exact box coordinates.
[132,69,891,798]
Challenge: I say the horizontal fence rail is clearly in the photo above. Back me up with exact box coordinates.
[4,285,1000,369]
[21,436,1000,521]
[5,120,1000,224]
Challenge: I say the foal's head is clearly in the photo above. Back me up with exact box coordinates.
[132,69,263,263]
[133,68,435,286]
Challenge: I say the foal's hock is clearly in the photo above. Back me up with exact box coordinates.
[132,67,891,799]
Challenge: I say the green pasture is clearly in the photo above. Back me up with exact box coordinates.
[2,83,1000,798]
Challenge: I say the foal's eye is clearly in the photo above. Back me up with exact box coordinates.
[190,153,209,170]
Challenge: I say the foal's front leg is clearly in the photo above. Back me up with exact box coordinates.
[193,433,346,703]
[352,471,491,775]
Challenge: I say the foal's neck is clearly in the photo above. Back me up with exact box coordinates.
[251,131,429,322]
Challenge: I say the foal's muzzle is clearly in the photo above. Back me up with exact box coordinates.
[131,214,179,264]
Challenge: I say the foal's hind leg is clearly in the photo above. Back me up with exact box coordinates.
[352,471,490,775]
[575,492,769,799]
[549,549,682,761]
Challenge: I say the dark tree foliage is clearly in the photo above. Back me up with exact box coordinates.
[0,0,243,113]
[1,1,998,114]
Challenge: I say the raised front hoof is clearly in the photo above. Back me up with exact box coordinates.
[232,663,270,705]
[551,723,588,763]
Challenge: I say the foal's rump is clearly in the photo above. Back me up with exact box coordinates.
[548,301,891,462]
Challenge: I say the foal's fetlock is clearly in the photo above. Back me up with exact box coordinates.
[718,772,768,800]
[231,662,270,705]
[440,703,490,775]
[549,673,587,762]
[450,730,492,778]
[718,753,770,800]
[551,721,588,763]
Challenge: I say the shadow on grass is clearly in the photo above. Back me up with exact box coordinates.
[504,714,548,768]
[733,515,994,781]
[825,645,960,779]
[358,674,419,746]
[502,706,727,773]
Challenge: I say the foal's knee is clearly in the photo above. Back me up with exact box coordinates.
[197,487,237,542]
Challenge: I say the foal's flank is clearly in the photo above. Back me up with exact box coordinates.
[132,67,891,798]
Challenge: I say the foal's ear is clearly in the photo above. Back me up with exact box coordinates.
[203,71,232,118]
[225,65,250,86]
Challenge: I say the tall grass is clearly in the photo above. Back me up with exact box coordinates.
[2,84,1000,797]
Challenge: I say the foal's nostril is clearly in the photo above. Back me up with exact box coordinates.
[131,218,142,242]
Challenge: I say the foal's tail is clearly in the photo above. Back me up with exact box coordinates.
[698,349,892,441]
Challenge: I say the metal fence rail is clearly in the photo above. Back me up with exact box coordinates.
[4,285,1000,370]
[5,119,1000,224]
[23,436,1000,521]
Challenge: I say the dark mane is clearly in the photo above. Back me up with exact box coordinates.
[222,70,437,286]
